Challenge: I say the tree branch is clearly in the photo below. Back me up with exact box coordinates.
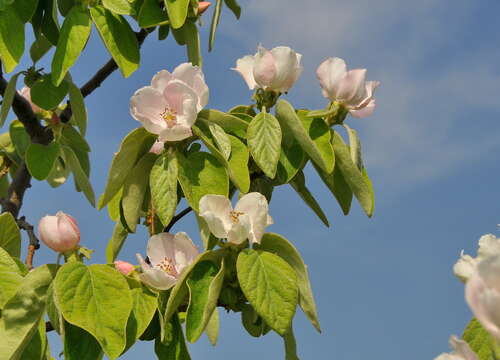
[164,207,193,232]
[17,216,40,269]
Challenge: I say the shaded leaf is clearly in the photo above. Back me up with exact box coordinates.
[289,171,329,227]
[208,0,222,51]
[0,72,21,127]
[0,212,20,257]
[105,222,128,262]
[31,74,69,109]
[26,142,60,180]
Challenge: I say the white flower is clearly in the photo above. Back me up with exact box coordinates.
[199,192,273,245]
[136,232,199,290]
[130,63,209,142]
[453,234,500,282]
[233,46,303,93]
[434,336,478,360]
[316,57,380,118]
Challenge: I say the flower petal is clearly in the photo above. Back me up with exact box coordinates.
[232,55,257,90]
[130,86,168,133]
[235,192,271,244]
[151,70,174,92]
[453,251,477,282]
[140,268,177,290]
[449,336,478,360]
[349,99,376,118]
[172,63,209,110]
[163,80,199,115]
[316,57,347,101]
[56,212,80,250]
[477,234,500,259]
[158,125,193,142]
[227,214,251,244]
[147,232,176,266]
[199,194,233,238]
[38,215,61,248]
[172,232,199,274]
[336,68,367,106]
[268,46,301,92]
[253,46,277,89]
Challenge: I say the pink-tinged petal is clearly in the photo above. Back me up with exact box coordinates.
[449,336,478,360]
[56,212,80,251]
[316,57,347,100]
[199,194,233,238]
[253,46,277,89]
[130,86,168,132]
[132,112,166,135]
[235,192,271,244]
[356,80,380,109]
[268,46,301,92]
[336,68,367,106]
[172,63,208,111]
[114,260,135,276]
[227,214,251,244]
[151,70,173,92]
[38,215,60,249]
[149,140,165,155]
[232,55,257,90]
[147,232,176,266]
[350,99,376,118]
[163,80,199,114]
[172,232,199,274]
[158,125,192,142]
[453,251,477,282]
[140,268,177,290]
[178,96,198,127]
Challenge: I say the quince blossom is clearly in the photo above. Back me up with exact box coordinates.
[233,46,303,93]
[130,63,208,142]
[199,192,273,245]
[38,211,80,253]
[453,234,500,282]
[114,260,135,276]
[316,57,379,118]
[136,232,199,290]
[434,336,478,360]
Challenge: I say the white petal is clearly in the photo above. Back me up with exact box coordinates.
[146,233,176,266]
[158,125,193,142]
[235,192,271,244]
[172,232,199,274]
[163,79,199,114]
[350,99,376,118]
[227,214,251,244]
[199,195,233,238]
[268,46,300,92]
[151,70,174,92]
[130,86,168,133]
[316,57,347,100]
[172,63,208,110]
[179,96,198,127]
[232,55,257,90]
[253,46,277,89]
[337,69,367,106]
[449,336,478,360]
[477,234,500,259]
[453,251,477,282]
[140,269,177,290]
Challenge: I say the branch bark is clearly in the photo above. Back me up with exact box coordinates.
[164,207,193,232]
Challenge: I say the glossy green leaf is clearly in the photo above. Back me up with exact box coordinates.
[289,171,329,227]
[186,260,225,343]
[29,35,52,64]
[229,104,256,117]
[331,131,373,217]
[105,222,128,263]
[247,111,282,178]
[362,167,375,216]
[177,151,228,212]
[67,78,87,135]
[164,0,190,29]
[26,142,60,180]
[209,122,231,160]
[62,145,95,206]
[99,127,156,209]
[0,72,21,127]
[0,247,23,308]
[0,212,21,257]
[103,0,134,15]
[237,249,298,335]
[0,264,57,359]
[106,188,123,222]
[344,124,362,170]
[313,161,353,215]
[275,139,305,185]
[224,0,241,18]
[0,0,13,11]
[208,0,222,51]
[275,100,334,173]
[205,308,219,345]
[138,0,168,28]
[184,20,201,67]
[54,262,133,359]
[259,233,321,332]
[198,109,248,138]
[122,153,157,232]
[63,322,104,360]
[462,318,500,360]
[31,74,69,110]
[51,6,91,86]
[150,151,178,228]
[90,6,140,78]
[155,313,191,359]
[0,8,24,73]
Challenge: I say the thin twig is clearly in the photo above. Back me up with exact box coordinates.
[17,216,40,269]
[164,207,193,232]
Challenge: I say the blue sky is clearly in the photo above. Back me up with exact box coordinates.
[9,0,500,358]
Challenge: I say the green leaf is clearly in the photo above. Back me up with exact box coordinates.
[247,111,282,178]
[275,100,334,173]
[41,0,59,46]
[46,284,62,335]
[31,74,69,110]
[122,153,157,232]
[177,151,228,212]
[138,0,168,28]
[208,0,222,51]
[344,124,362,170]
[184,20,201,67]
[224,0,241,18]
[60,123,90,152]
[0,264,58,359]
[106,188,123,222]
[331,131,373,217]
[155,313,191,360]
[158,24,170,40]
[205,308,219,345]
[186,260,225,343]
[46,158,70,188]
[0,0,13,11]
[0,247,23,308]
[275,139,305,185]
[241,304,266,337]
[102,0,135,15]
[283,325,299,360]
[20,318,48,360]
[29,35,52,64]
[362,167,375,216]
[150,151,178,228]
[62,145,95,207]
[63,322,104,360]
[208,122,231,160]
[67,78,88,135]
[164,0,190,29]
[0,212,21,257]
[228,105,255,117]
[258,233,321,332]
[198,109,248,138]
[57,0,75,16]
[51,6,91,86]
[54,262,133,359]
[12,0,39,23]
[0,8,24,73]
[237,249,298,335]
[312,161,353,215]
[462,318,500,360]
[0,72,21,127]
[9,120,29,158]
[26,142,60,180]
[90,6,140,78]
[99,127,156,209]
[249,176,274,202]
[171,26,186,45]
[289,171,329,227]
[105,222,128,262]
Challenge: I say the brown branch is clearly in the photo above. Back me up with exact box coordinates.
[17,216,40,269]
[1,163,32,218]
[164,207,193,233]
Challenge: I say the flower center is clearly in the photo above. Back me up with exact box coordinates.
[160,107,177,128]
[230,211,244,224]
[156,257,178,277]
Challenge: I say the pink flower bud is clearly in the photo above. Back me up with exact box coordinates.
[19,86,43,114]
[198,1,211,15]
[114,260,135,276]
[38,211,80,253]
[149,140,165,155]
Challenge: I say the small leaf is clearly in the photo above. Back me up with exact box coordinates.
[206,308,219,346]
[275,139,305,185]
[60,124,90,152]
[224,0,241,19]
[312,161,353,215]
[41,0,59,46]
[208,122,231,160]
[54,262,133,359]
[208,0,222,51]
[9,120,30,157]
[106,187,123,222]
[62,145,95,207]
[241,304,265,337]
[0,211,21,257]
[51,6,91,86]
[158,24,170,40]
[0,247,23,308]
[0,72,21,127]
[247,111,282,178]
[19,318,47,360]
[0,8,25,73]
[29,35,52,64]
[344,124,362,170]
[150,151,178,228]
[67,78,88,135]
[57,0,75,16]
[184,20,201,67]
[289,171,329,227]
[63,322,103,360]
[102,0,135,15]
[164,0,190,29]
[90,6,140,78]
[154,313,191,359]
[237,249,298,335]
[138,0,168,28]
[12,0,39,23]
[26,142,60,180]
[198,109,248,138]
[31,74,69,110]
[105,222,128,262]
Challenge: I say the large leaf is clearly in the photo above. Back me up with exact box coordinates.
[0,264,57,359]
[247,111,282,179]
[0,72,21,127]
[208,123,231,160]
[177,151,228,212]
[138,0,168,28]
[105,222,128,262]
[67,77,88,135]
[275,100,334,173]
[31,74,69,110]
[462,318,500,360]
[0,8,24,73]
[57,0,75,16]
[154,313,191,359]
[26,142,60,180]
[90,6,140,78]
[184,20,201,67]
[313,161,353,215]
[12,0,39,22]
[102,0,135,15]
[9,120,30,157]
[63,322,104,360]
[51,6,91,86]
[0,247,23,308]
[62,145,95,207]
[237,249,298,335]
[164,0,190,29]
[205,308,219,345]
[0,211,20,257]
[99,128,156,209]
[29,35,53,64]
[20,318,48,360]
[259,233,321,332]
[150,150,178,228]
[208,0,222,51]
[54,262,133,359]
[185,260,225,343]
[198,109,248,138]
[289,171,329,227]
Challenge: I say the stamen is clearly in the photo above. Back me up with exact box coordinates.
[160,107,177,128]
[230,211,244,223]
[156,257,178,277]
